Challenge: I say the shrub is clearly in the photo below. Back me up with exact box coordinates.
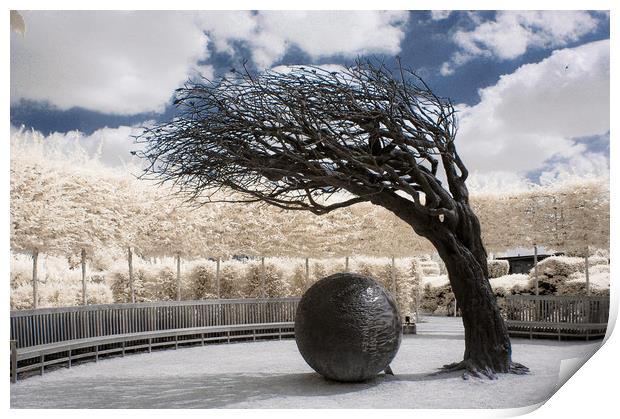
[421,283,455,315]
[109,270,146,303]
[243,263,289,298]
[488,259,509,278]
[189,265,216,299]
[218,265,243,298]
[10,285,33,310]
[82,282,114,305]
[311,262,327,282]
[142,267,177,301]
[289,263,314,296]
[534,256,584,278]
[489,273,530,290]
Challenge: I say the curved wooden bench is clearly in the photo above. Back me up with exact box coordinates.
[10,322,294,382]
[504,295,609,341]
[505,320,607,341]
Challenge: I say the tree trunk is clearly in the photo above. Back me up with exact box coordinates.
[534,245,539,295]
[176,253,181,301]
[399,200,529,379]
[128,247,135,303]
[81,248,87,305]
[585,246,590,296]
[32,248,39,309]
[260,257,266,298]
[427,224,528,378]
[390,255,396,294]
[216,257,221,298]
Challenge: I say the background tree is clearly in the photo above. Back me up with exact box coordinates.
[137,60,528,378]
[10,135,122,307]
[471,179,609,254]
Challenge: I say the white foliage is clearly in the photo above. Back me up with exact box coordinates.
[421,275,450,288]
[10,122,609,310]
[567,264,610,289]
[489,274,530,290]
[532,255,607,278]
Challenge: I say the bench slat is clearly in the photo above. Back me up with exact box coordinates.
[16,322,294,361]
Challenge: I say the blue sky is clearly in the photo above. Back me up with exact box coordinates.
[10,10,610,190]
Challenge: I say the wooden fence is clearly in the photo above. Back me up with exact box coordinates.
[10,298,300,349]
[504,295,609,340]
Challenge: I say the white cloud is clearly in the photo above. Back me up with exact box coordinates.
[456,40,609,185]
[11,11,211,115]
[11,11,409,115]
[240,11,409,69]
[441,11,600,75]
[430,11,452,21]
[538,151,610,186]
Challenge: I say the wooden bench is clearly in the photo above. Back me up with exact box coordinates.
[10,322,294,383]
[505,320,607,341]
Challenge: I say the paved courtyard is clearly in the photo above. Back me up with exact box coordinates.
[11,317,602,409]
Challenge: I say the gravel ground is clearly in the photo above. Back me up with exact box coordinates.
[10,317,602,409]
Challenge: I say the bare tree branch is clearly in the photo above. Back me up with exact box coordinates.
[136,59,463,228]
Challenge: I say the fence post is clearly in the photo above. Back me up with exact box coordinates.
[128,247,135,303]
[305,257,310,284]
[533,244,539,296]
[391,256,396,294]
[176,252,181,301]
[32,248,39,309]
[415,284,421,323]
[216,257,221,298]
[345,256,349,272]
[585,246,590,297]
[10,340,17,383]
[81,248,87,305]
[454,298,457,317]
[261,257,266,298]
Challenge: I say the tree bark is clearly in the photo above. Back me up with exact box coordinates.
[422,208,528,379]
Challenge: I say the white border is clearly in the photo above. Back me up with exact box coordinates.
[3,2,616,418]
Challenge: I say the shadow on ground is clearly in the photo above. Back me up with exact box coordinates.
[11,370,460,408]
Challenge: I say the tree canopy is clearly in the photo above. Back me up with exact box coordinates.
[10,117,609,261]
[137,61,469,236]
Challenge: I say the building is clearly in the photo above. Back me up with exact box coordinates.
[495,253,560,275]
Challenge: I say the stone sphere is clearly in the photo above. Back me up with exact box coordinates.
[294,273,402,382]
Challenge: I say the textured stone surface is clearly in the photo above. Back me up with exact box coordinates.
[294,273,402,382]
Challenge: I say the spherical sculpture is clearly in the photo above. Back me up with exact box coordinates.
[295,273,402,382]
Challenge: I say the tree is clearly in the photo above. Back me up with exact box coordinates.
[470,179,609,254]
[10,133,123,307]
[138,60,529,378]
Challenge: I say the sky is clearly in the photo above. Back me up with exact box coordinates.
[10,10,611,191]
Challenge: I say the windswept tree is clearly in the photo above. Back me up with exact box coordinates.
[137,60,528,378]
